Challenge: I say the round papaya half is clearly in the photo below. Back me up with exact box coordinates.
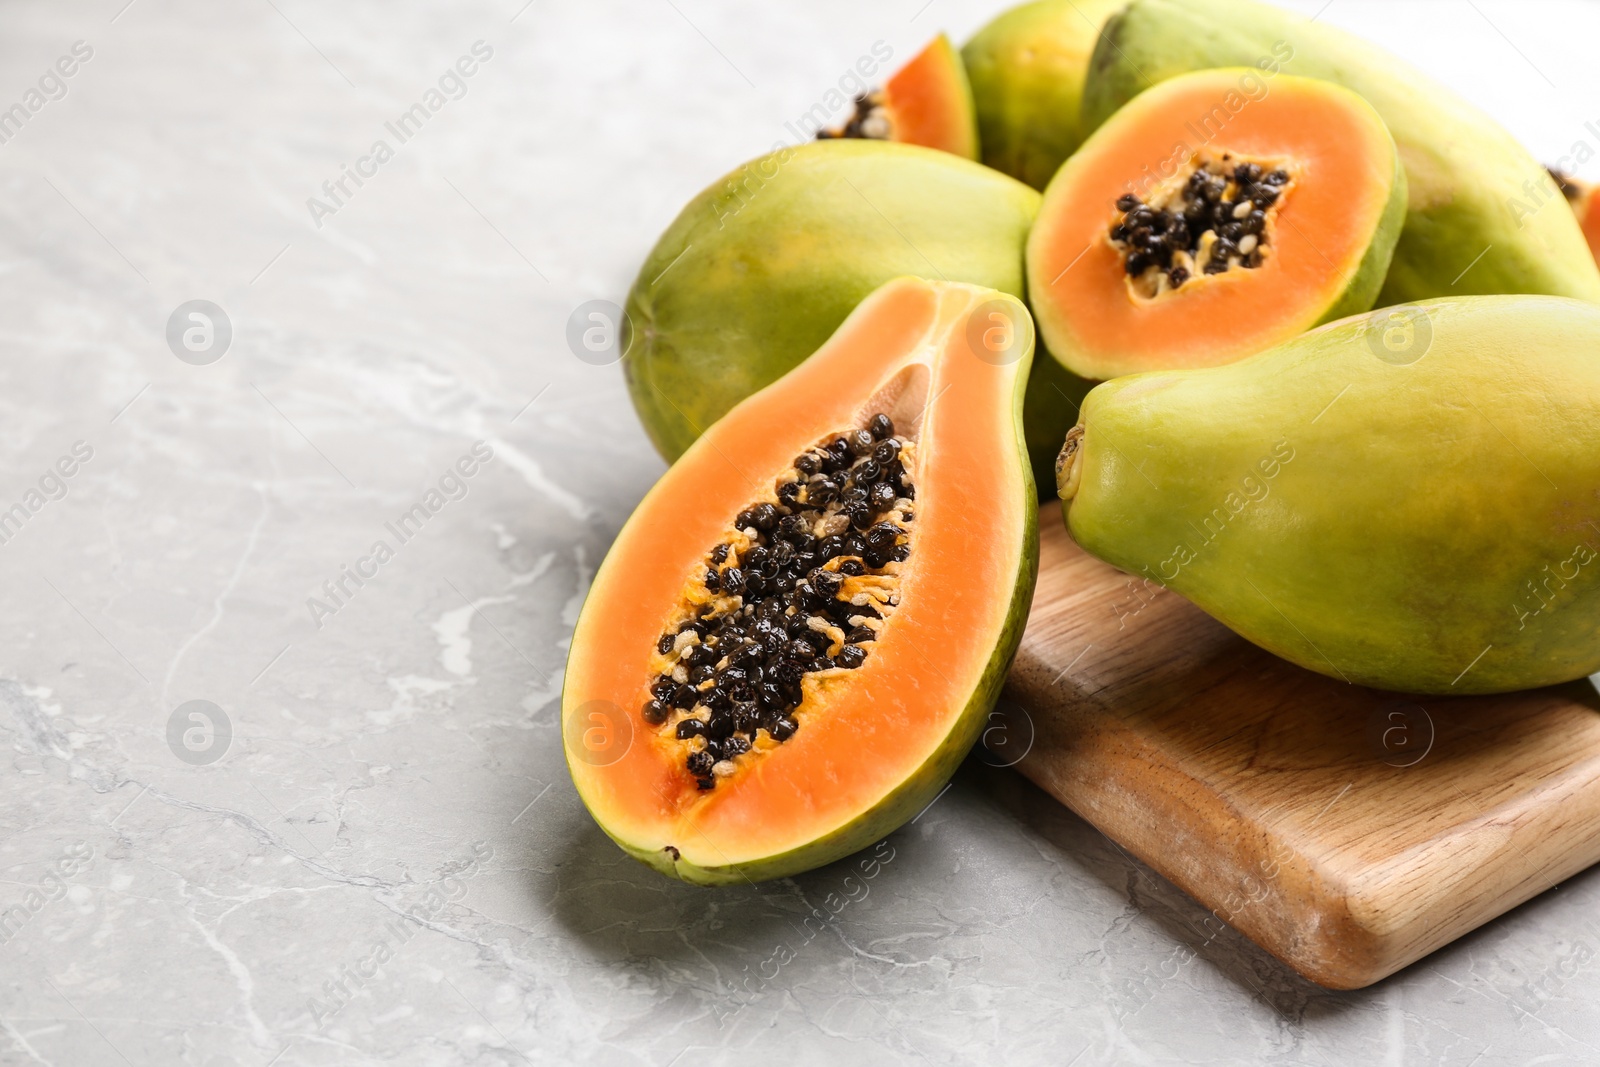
[819,34,979,160]
[566,278,1038,884]
[1026,68,1406,382]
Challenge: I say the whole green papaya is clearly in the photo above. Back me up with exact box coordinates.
[1057,296,1600,695]
[1080,0,1600,305]
[961,0,1127,190]
[622,138,1083,491]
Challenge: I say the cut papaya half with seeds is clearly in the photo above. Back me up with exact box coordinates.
[1026,68,1406,381]
[564,278,1038,884]
[819,34,979,161]
[1550,167,1600,268]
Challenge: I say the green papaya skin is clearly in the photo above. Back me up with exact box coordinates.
[623,138,1086,490]
[961,0,1126,191]
[1080,0,1600,305]
[1058,296,1600,695]
[1022,342,1094,493]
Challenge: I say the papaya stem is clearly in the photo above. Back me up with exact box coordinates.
[1057,424,1085,500]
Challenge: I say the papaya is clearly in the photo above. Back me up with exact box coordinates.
[818,34,978,160]
[1026,68,1405,381]
[622,137,1082,493]
[1551,167,1600,269]
[1080,0,1600,306]
[1056,295,1600,695]
[961,0,1127,190]
[567,278,1038,884]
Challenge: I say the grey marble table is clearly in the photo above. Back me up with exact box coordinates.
[2,0,1598,1063]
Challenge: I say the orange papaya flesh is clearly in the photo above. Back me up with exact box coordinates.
[818,34,979,160]
[1026,68,1405,381]
[564,278,1037,884]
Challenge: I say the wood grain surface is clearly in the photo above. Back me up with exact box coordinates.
[1001,518,1600,989]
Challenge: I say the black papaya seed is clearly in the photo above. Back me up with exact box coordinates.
[812,570,843,598]
[866,521,900,546]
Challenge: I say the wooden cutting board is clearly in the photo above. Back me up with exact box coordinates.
[995,518,1600,990]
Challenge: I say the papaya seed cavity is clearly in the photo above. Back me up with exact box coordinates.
[1110,153,1294,299]
[642,412,917,791]
[817,91,893,143]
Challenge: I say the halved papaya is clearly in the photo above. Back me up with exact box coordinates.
[565,278,1038,884]
[819,34,979,160]
[1026,68,1406,381]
